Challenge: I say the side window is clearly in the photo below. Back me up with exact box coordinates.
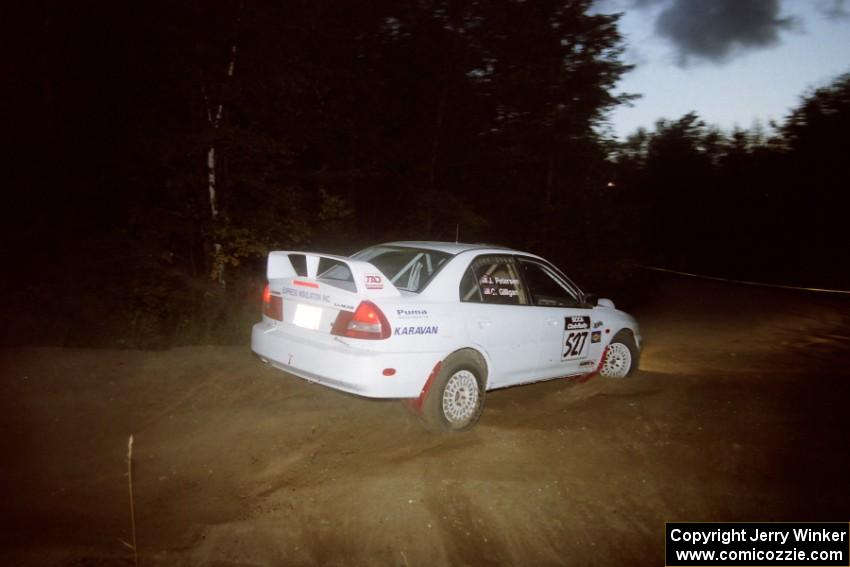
[459,255,528,306]
[518,258,580,307]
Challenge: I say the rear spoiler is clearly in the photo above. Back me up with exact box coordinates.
[267,251,402,298]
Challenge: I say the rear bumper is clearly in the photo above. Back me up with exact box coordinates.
[251,322,440,398]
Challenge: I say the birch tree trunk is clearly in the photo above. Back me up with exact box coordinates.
[203,1,242,286]
[207,146,223,285]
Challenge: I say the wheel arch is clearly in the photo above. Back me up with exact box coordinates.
[602,326,641,377]
[409,346,489,413]
[445,346,489,386]
[418,346,489,432]
[610,326,635,341]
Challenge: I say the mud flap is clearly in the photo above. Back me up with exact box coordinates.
[402,361,442,414]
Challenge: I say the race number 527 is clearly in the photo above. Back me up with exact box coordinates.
[563,331,589,360]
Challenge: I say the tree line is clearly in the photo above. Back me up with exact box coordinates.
[3,1,847,347]
[612,73,850,289]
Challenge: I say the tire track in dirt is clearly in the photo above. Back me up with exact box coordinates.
[1,278,849,565]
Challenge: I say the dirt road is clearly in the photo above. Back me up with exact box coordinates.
[1,277,849,566]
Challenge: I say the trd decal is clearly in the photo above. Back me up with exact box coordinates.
[364,273,384,290]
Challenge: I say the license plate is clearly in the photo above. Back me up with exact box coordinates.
[292,304,322,330]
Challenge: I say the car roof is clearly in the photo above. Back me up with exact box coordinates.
[381,241,517,255]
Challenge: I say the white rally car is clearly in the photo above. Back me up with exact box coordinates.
[251,242,640,432]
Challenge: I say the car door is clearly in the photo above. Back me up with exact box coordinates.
[457,254,546,388]
[516,257,600,378]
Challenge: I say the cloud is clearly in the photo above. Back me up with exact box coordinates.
[653,0,797,65]
[816,0,849,20]
[629,0,666,7]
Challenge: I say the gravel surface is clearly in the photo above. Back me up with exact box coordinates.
[1,277,848,566]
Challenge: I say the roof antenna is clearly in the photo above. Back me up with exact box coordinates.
[455,224,459,243]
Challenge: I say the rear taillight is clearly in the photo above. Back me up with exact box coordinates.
[331,301,391,340]
[262,283,283,321]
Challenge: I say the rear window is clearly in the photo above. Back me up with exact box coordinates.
[351,246,452,293]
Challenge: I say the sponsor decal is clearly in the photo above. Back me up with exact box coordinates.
[283,287,331,304]
[365,273,384,290]
[334,302,355,311]
[565,315,590,331]
[394,325,439,336]
[591,331,601,343]
[580,360,595,367]
[593,320,604,329]
[396,308,429,319]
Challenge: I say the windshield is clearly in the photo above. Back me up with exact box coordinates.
[351,246,452,293]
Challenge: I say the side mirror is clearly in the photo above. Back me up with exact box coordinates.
[598,297,615,309]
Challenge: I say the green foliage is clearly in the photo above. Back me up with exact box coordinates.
[317,187,354,224]
[7,3,849,348]
[0,2,695,347]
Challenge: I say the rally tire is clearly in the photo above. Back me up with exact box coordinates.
[600,331,639,379]
[420,351,486,433]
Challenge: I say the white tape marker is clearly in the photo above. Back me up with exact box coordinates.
[639,265,850,296]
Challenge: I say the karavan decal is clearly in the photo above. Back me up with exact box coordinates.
[394,325,438,336]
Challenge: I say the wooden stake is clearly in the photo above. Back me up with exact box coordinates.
[128,435,138,566]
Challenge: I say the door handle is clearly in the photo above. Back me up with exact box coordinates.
[477,319,492,329]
